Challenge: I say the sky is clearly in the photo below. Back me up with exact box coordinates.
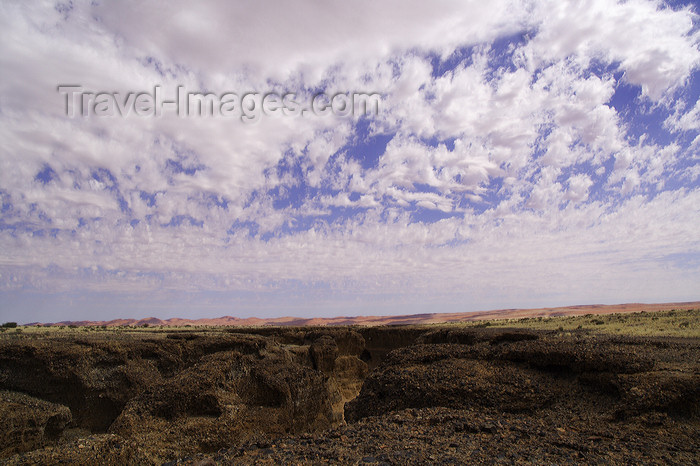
[0,0,699,324]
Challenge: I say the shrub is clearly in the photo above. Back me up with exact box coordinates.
[1,322,17,328]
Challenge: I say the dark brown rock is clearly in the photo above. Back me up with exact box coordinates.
[109,345,336,461]
[309,335,338,374]
[0,391,71,458]
[1,323,698,465]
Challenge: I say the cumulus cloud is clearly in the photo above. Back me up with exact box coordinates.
[0,0,699,321]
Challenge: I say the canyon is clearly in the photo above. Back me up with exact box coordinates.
[0,308,698,464]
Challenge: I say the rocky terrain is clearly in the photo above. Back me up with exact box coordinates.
[0,311,698,464]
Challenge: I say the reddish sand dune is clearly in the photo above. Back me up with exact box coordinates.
[31,301,700,327]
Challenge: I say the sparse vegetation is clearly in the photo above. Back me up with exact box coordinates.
[454,308,699,338]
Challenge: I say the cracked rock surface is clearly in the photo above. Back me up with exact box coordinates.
[1,326,698,464]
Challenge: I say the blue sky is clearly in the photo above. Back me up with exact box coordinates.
[1,0,699,323]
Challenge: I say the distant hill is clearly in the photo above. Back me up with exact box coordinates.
[27,301,700,327]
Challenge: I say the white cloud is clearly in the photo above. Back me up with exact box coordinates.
[665,96,700,133]
[565,173,594,202]
[0,0,699,321]
[528,0,700,100]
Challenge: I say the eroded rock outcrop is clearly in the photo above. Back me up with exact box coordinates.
[0,334,283,432]
[0,330,370,463]
[345,330,699,423]
[2,325,698,464]
[309,335,339,373]
[109,345,337,461]
[0,390,72,458]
